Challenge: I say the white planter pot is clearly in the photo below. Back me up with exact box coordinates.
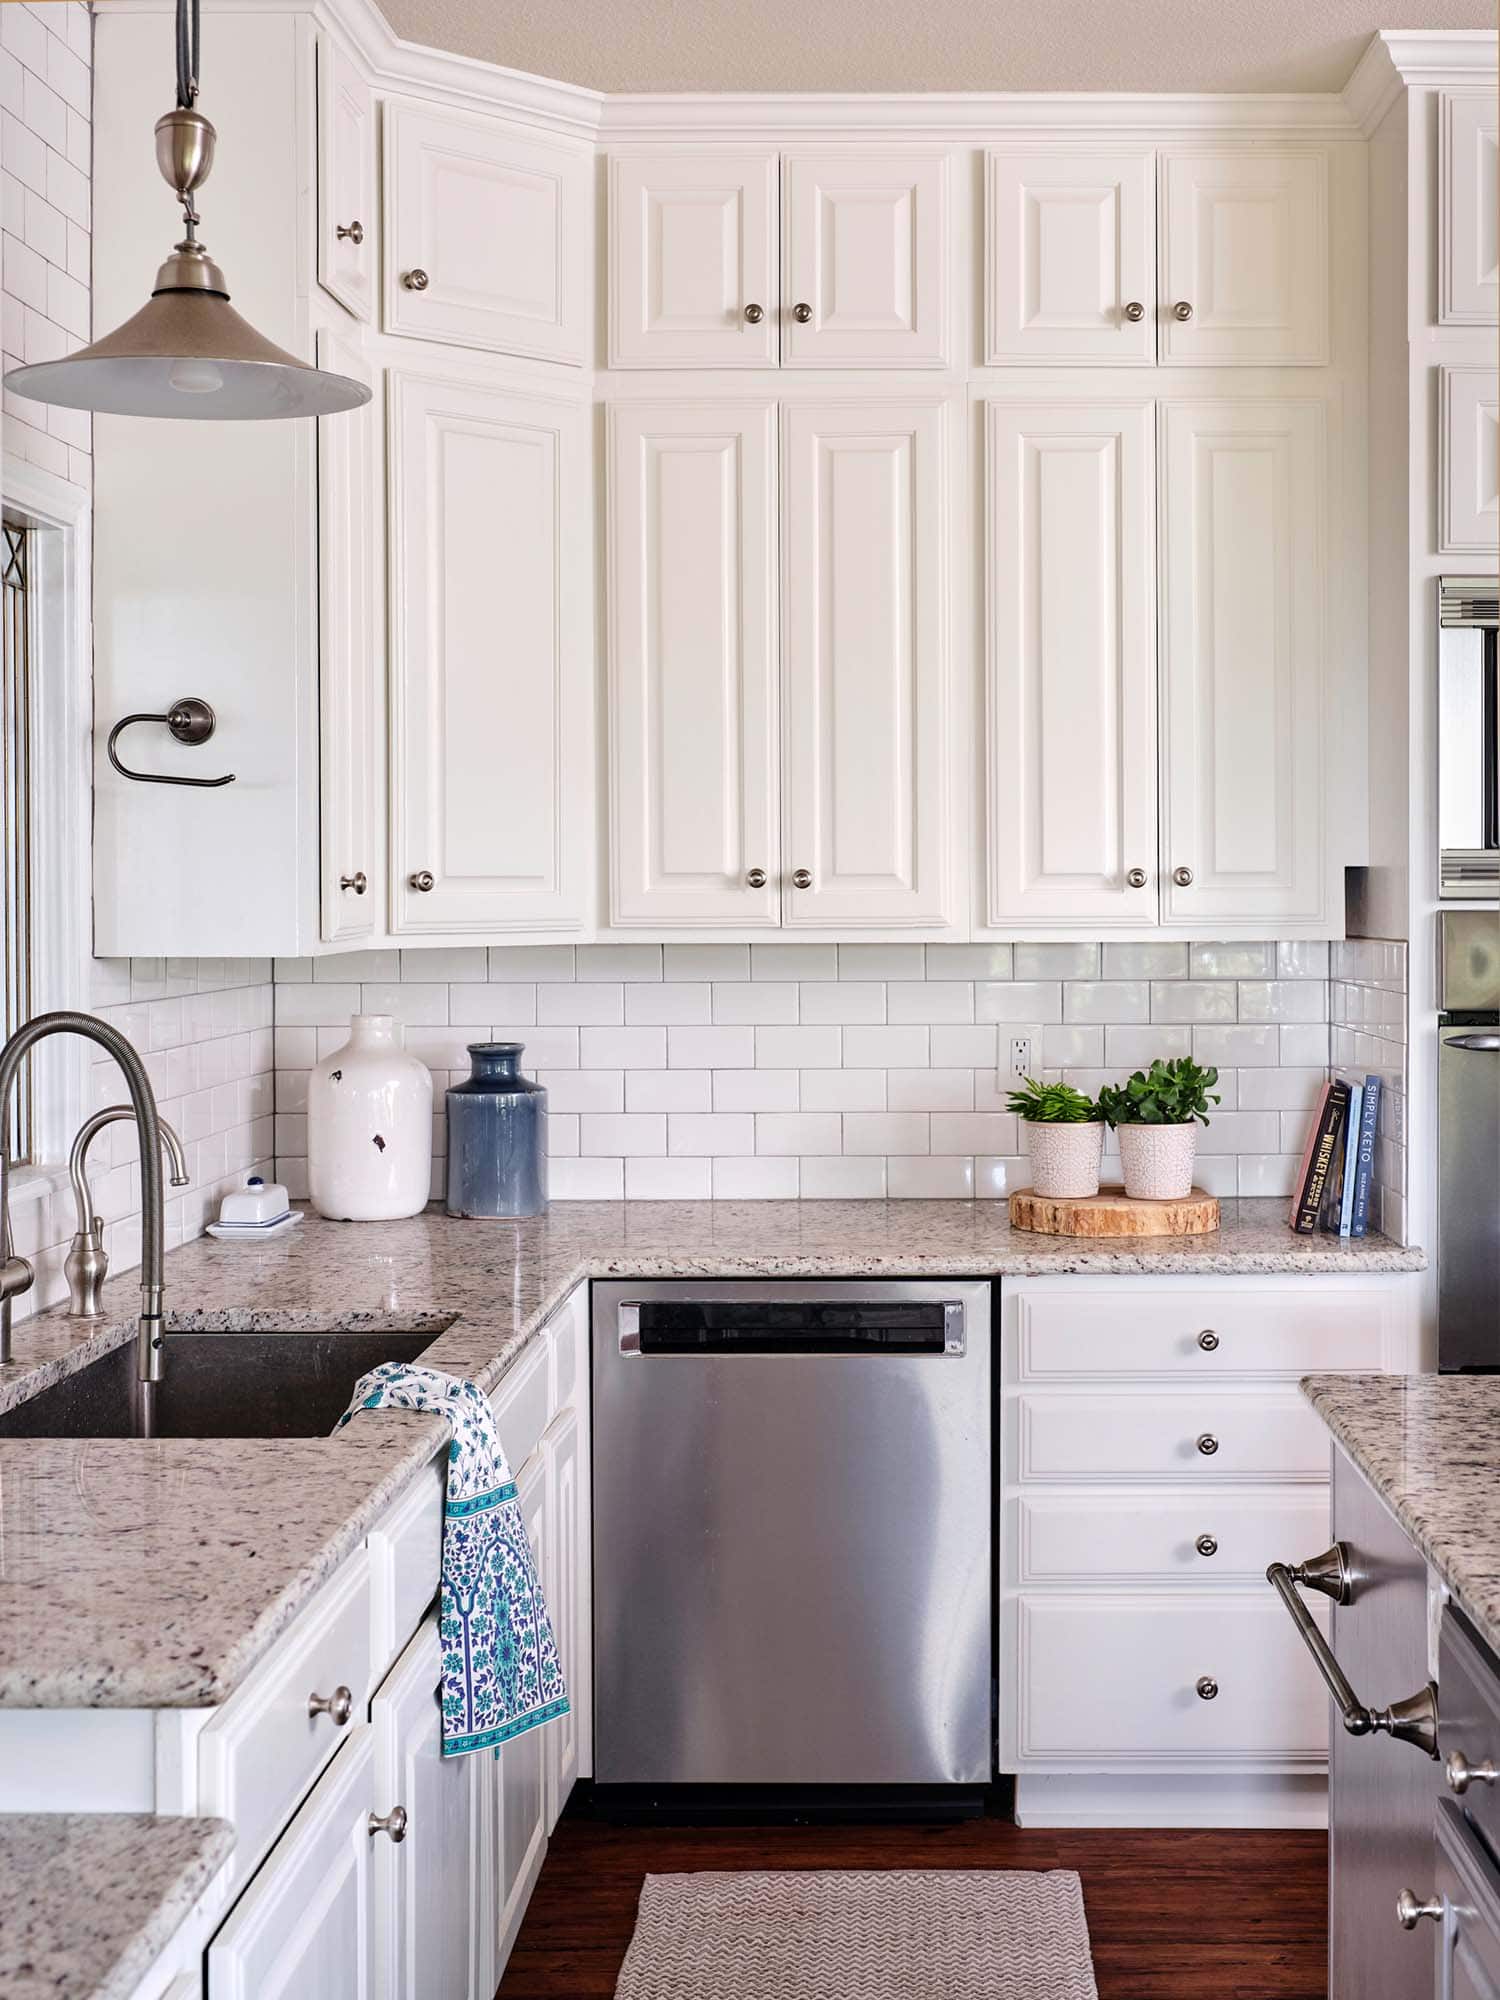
[1025,1121,1104,1199]
[1117,1122,1199,1201]
[307,1015,434,1221]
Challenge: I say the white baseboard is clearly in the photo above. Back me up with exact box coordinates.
[1013,1771,1329,1829]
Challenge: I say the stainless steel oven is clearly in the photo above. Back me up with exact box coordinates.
[1439,577,1500,900]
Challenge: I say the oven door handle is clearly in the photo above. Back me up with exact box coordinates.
[1444,1034,1500,1051]
[1267,1548,1440,1757]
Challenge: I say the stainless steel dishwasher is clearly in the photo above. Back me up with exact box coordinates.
[591,1278,992,1795]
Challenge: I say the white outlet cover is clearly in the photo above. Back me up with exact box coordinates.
[1000,1025,1046,1089]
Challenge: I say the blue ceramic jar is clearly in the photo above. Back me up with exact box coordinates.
[445,1043,547,1218]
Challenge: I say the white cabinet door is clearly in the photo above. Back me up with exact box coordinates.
[544,1407,587,1827]
[383,101,588,364]
[782,399,953,927]
[606,402,780,927]
[208,1727,375,2000]
[1160,400,1327,926]
[318,324,381,944]
[985,399,1158,927]
[389,369,591,935]
[317,37,376,322]
[1160,150,1328,365]
[985,148,1156,363]
[371,1619,489,2000]
[782,152,949,367]
[609,152,778,367]
[1440,365,1500,555]
[493,1454,550,1983]
[1440,92,1500,325]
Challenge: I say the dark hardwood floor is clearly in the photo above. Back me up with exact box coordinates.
[498,1811,1328,1998]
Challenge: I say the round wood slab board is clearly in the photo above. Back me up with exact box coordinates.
[1009,1187,1221,1237]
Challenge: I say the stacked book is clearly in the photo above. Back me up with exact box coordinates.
[1288,1074,1382,1237]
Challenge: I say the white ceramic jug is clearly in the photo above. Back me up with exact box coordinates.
[307,1015,433,1221]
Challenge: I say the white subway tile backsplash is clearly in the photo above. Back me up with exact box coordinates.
[1149,981,1236,1024]
[1193,1024,1281,1067]
[887,1069,973,1112]
[1064,981,1149,1025]
[664,944,750,981]
[750,943,838,981]
[578,943,661,982]
[1104,1024,1190,1068]
[931,1025,999,1067]
[712,1157,799,1199]
[930,1112,1016,1154]
[667,1025,751,1069]
[924,943,1013,980]
[538,982,623,1026]
[712,982,799,1025]
[582,1026,664,1069]
[551,1158,623,1200]
[755,1112,842,1156]
[490,945,576,980]
[626,1157,711,1200]
[889,1156,974,1198]
[837,943,925,980]
[799,981,886,1024]
[1279,1024,1330,1066]
[628,1069,712,1113]
[1102,942,1190,979]
[403,947,488,983]
[1190,942,1273,978]
[581,1113,666,1157]
[887,981,973,1024]
[800,1156,885,1198]
[844,1112,929,1156]
[756,1025,841,1068]
[668,1113,754,1156]
[1238,1067,1328,1111]
[799,1068,886,1111]
[625,983,712,1026]
[537,1070,623,1114]
[1015,943,1100,980]
[1238,980,1329,1023]
[1041,1026,1103,1069]
[713,1068,800,1111]
[842,1025,928,1068]
[976,981,1062,1024]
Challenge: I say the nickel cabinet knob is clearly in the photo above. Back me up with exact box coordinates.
[743,303,764,324]
[368,1805,408,1843]
[792,302,813,323]
[1198,1329,1219,1351]
[1446,1750,1500,1794]
[746,867,768,888]
[339,871,368,896]
[336,220,364,245]
[307,1684,353,1725]
[1172,300,1194,321]
[409,869,435,893]
[1196,1432,1219,1456]
[1173,865,1194,888]
[1195,1533,1219,1557]
[1196,1675,1219,1701]
[402,268,430,291]
[791,868,812,889]
[1123,300,1145,322]
[1395,1889,1443,1930]
[1126,867,1148,889]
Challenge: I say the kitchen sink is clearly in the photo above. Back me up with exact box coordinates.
[0,1329,441,1439]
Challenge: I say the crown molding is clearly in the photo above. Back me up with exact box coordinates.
[1342,30,1498,137]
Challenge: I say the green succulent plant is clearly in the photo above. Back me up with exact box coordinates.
[1004,1075,1100,1124]
[1096,1057,1220,1129]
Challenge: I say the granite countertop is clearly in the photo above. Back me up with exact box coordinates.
[0,1813,232,2000]
[0,1198,1423,1711]
[1303,1373,1500,1658]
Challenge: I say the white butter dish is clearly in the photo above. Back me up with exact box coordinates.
[217,1175,292,1227]
[207,1210,303,1243]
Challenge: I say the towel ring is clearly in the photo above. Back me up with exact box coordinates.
[106,697,236,787]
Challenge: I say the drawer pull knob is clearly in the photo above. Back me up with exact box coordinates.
[409,869,435,892]
[1196,1675,1219,1701]
[793,302,813,323]
[402,268,430,292]
[1196,1432,1219,1456]
[368,1804,408,1843]
[1123,300,1145,322]
[1172,300,1194,322]
[1173,865,1194,887]
[791,868,812,889]
[1125,866,1148,888]
[336,220,364,245]
[1446,1750,1500,1794]
[746,867,768,888]
[1197,1329,1219,1351]
[339,871,367,896]
[1395,1889,1443,1931]
[743,303,764,324]
[1195,1533,1218,1557]
[308,1684,353,1726]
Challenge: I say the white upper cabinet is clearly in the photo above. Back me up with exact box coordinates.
[985,148,1156,364]
[1159,150,1329,365]
[388,369,592,936]
[384,102,589,364]
[781,151,950,367]
[609,152,778,367]
[1440,92,1500,325]
[985,400,1158,926]
[1441,365,1500,555]
[1159,400,1327,926]
[782,399,953,927]
[607,402,780,927]
[316,36,376,322]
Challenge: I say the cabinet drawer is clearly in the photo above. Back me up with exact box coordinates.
[1014,1286,1390,1379]
[1015,1392,1331,1483]
[367,1456,444,1682]
[1442,1609,1500,1872]
[1013,1492,1330,1585]
[199,1548,373,1890]
[1012,1594,1329,1761]
[491,1338,549,1472]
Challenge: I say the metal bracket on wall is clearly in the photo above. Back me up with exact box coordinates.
[105,697,236,787]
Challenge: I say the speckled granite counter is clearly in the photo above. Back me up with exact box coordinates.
[1303,1373,1500,1658]
[0,1812,231,2000]
[0,1198,1422,1710]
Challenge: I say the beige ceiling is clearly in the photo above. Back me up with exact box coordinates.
[380,0,1495,95]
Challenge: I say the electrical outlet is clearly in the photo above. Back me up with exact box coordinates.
[1000,1026,1045,1090]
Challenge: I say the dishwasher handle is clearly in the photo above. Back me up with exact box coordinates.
[1267,1549,1440,1758]
[615,1299,968,1356]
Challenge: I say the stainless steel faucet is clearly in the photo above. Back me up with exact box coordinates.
[0,1011,174,1379]
[66,1105,189,1319]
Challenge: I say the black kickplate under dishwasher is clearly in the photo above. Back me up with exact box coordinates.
[572,1780,1011,1826]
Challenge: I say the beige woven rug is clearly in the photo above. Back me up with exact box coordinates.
[614,1868,1099,2000]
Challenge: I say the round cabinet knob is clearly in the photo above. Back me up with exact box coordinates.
[1446,1750,1500,1794]
[1198,1329,1220,1352]
[743,303,764,324]
[339,871,368,896]
[1126,867,1148,889]
[1172,300,1194,322]
[368,1805,408,1844]
[1195,1533,1219,1558]
[409,870,435,893]
[307,1684,353,1726]
[793,302,813,323]
[1396,1889,1443,1931]
[402,268,430,292]
[336,220,364,245]
[1173,866,1194,888]
[1123,301,1145,322]
[746,867,768,888]
[791,868,812,889]
[1196,1675,1219,1701]
[1196,1432,1219,1456]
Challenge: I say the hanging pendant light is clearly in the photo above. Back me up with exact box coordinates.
[3,0,368,422]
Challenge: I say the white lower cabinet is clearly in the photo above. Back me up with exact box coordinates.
[494,1455,552,1975]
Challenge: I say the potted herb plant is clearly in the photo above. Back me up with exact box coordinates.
[1005,1076,1104,1199]
[1096,1057,1220,1200]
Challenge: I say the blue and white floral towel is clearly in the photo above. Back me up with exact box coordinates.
[337,1362,569,1758]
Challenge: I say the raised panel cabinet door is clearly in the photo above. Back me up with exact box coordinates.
[1441,92,1500,326]
[493,1455,549,1985]
[389,370,591,934]
[985,148,1156,363]
[782,399,953,927]
[607,402,780,926]
[371,1618,489,2000]
[544,1408,587,1827]
[383,101,588,364]
[317,37,376,322]
[207,1726,375,2000]
[609,152,778,367]
[1159,400,1327,926]
[318,325,381,944]
[985,399,1158,925]
[1441,366,1500,555]
[1160,150,1328,365]
[782,152,949,367]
